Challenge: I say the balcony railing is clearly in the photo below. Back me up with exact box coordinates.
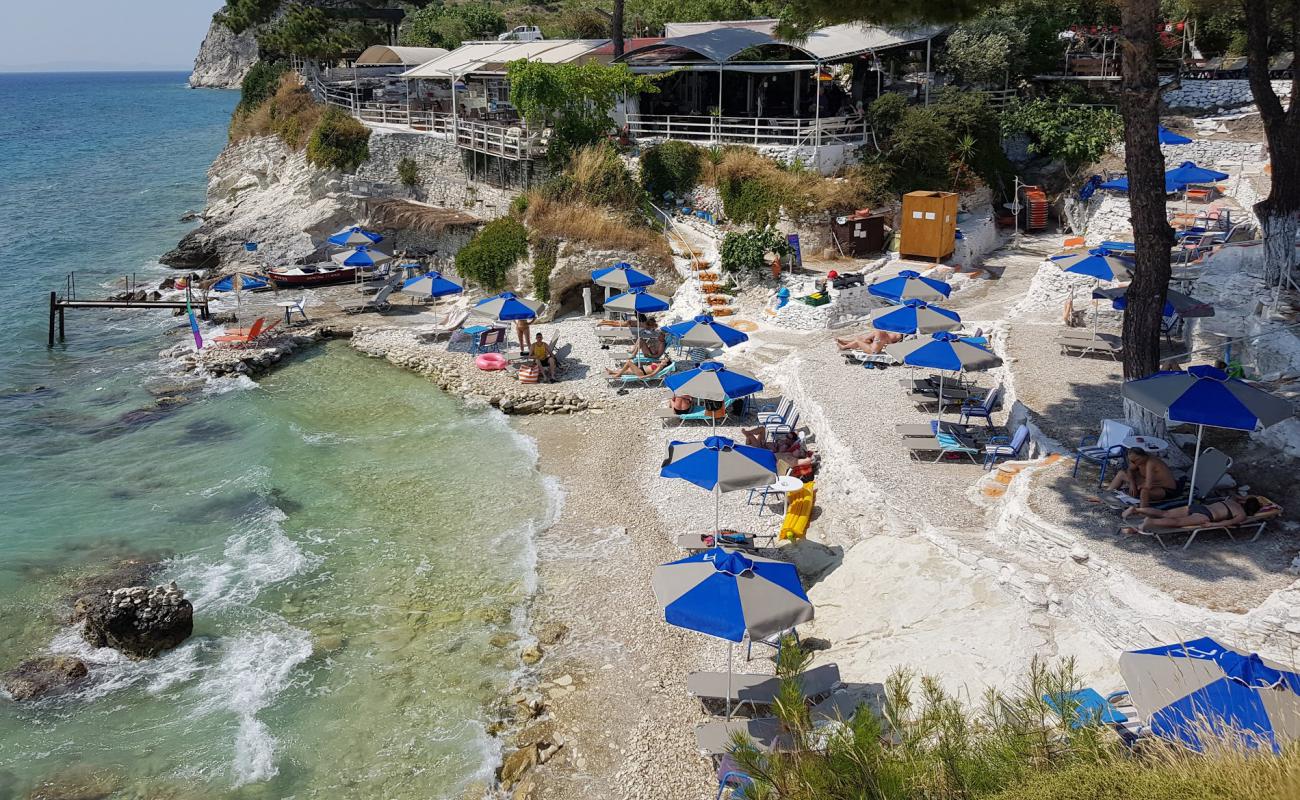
[626,113,872,148]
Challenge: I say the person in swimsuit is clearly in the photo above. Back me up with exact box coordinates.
[1109,450,1178,508]
[607,353,671,378]
[1121,496,1265,534]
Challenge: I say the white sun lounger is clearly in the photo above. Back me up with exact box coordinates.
[1056,330,1123,359]
[688,664,842,713]
[694,687,886,756]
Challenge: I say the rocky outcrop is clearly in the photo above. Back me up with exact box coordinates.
[190,11,258,89]
[162,136,359,272]
[1,656,89,701]
[74,584,194,660]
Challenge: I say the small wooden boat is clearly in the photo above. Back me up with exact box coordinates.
[267,263,358,287]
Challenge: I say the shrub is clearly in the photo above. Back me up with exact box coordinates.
[397,157,421,188]
[564,144,644,212]
[885,107,956,193]
[531,238,558,302]
[400,3,504,50]
[523,194,672,271]
[869,92,909,136]
[237,60,288,114]
[229,73,322,149]
[509,193,530,219]
[455,217,529,291]
[720,227,791,274]
[712,148,881,224]
[1000,99,1124,171]
[640,141,704,200]
[306,106,371,173]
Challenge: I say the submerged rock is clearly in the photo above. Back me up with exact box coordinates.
[74,583,193,660]
[519,644,544,666]
[1,656,89,702]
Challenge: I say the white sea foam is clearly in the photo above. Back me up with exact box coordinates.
[202,373,260,395]
[47,628,208,703]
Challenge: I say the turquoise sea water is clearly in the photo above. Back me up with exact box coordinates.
[0,73,552,798]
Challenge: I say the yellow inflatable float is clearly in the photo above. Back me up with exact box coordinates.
[780,481,815,541]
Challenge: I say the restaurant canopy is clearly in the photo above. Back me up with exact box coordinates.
[400,39,610,79]
[354,45,449,67]
[618,21,948,67]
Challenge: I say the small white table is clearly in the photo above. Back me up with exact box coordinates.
[275,301,299,326]
[758,475,805,517]
[1122,435,1169,455]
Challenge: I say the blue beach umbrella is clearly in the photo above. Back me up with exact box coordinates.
[652,545,814,716]
[1165,161,1230,189]
[662,315,749,349]
[604,287,671,315]
[331,245,392,268]
[661,435,777,534]
[592,261,655,291]
[1120,636,1300,752]
[400,270,463,300]
[870,298,961,335]
[1094,285,1214,318]
[211,273,268,293]
[472,291,540,321]
[1052,252,1132,283]
[1099,175,1182,194]
[1158,126,1193,146]
[886,332,1002,420]
[665,362,763,403]
[867,269,951,304]
[1122,365,1291,508]
[327,225,383,247]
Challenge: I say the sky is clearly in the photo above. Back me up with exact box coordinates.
[0,1,220,72]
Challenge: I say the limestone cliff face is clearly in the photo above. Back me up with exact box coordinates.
[189,10,258,89]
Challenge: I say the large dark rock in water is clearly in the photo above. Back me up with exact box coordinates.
[160,229,221,271]
[73,583,193,660]
[2,656,89,701]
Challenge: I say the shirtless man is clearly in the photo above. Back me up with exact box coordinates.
[1109,450,1179,508]
[835,329,903,354]
[1122,496,1265,535]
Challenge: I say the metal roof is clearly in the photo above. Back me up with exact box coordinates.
[620,27,778,64]
[354,45,449,67]
[621,20,947,65]
[797,23,948,61]
[400,39,610,78]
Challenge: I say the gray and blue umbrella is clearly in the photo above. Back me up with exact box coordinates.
[1120,636,1300,752]
[887,332,1002,420]
[662,315,749,349]
[661,435,777,534]
[1122,365,1291,507]
[1094,285,1214,319]
[592,261,655,290]
[653,545,814,717]
[400,271,463,300]
[664,362,762,402]
[472,291,540,321]
[867,270,951,304]
[1052,252,1131,283]
[605,287,671,315]
[331,245,392,268]
[870,298,961,335]
[327,225,383,247]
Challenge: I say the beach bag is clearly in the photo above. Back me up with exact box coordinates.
[518,363,540,383]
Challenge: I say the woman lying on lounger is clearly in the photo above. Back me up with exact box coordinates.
[606,353,671,378]
[834,329,902,353]
[1121,496,1266,534]
[1109,450,1178,507]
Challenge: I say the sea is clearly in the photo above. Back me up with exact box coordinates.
[0,72,555,798]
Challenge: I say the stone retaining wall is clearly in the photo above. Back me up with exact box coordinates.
[1162,79,1291,113]
[356,130,524,219]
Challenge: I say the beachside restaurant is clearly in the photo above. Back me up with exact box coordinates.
[615,23,946,152]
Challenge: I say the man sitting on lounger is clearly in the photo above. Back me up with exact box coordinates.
[1108,450,1178,507]
[834,329,902,353]
[1121,496,1266,534]
[607,353,671,378]
[531,333,558,383]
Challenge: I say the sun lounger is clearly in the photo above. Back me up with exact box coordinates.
[1043,688,1146,745]
[1056,329,1123,359]
[845,351,895,369]
[416,309,469,342]
[676,531,757,552]
[1125,496,1282,550]
[606,360,679,389]
[1100,447,1232,510]
[214,317,279,347]
[905,431,981,463]
[688,664,842,713]
[895,421,985,439]
[695,688,885,756]
[341,280,398,314]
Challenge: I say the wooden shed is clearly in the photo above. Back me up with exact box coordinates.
[899,191,958,262]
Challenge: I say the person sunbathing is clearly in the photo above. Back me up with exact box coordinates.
[1121,496,1265,534]
[629,320,666,358]
[606,354,671,378]
[835,329,902,353]
[1108,450,1178,507]
[669,393,695,415]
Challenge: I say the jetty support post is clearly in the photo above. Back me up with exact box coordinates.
[48,291,56,347]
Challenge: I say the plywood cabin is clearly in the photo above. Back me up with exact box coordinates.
[899,191,958,262]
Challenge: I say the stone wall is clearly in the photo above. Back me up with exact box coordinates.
[356,130,526,219]
[1162,79,1292,113]
[1109,137,1264,170]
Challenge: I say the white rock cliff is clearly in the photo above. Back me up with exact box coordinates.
[189,9,258,89]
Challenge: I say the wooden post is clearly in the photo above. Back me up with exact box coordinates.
[48,291,57,347]
[59,306,65,341]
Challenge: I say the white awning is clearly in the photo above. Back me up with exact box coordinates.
[796,23,947,61]
[354,45,449,67]
[664,19,778,37]
[400,39,610,78]
[622,19,948,66]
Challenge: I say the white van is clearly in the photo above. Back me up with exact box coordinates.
[498,25,544,42]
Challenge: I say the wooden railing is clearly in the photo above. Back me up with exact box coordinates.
[625,113,872,147]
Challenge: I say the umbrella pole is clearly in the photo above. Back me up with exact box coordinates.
[936,372,945,423]
[726,641,733,720]
[1187,424,1203,511]
[714,483,721,536]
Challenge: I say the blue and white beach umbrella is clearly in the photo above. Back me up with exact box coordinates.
[331,245,392,268]
[472,291,540,321]
[664,362,763,403]
[327,225,383,247]
[1052,252,1132,283]
[1120,636,1300,752]
[592,262,655,291]
[652,546,814,717]
[211,273,269,293]
[662,435,777,534]
[870,298,961,335]
[400,271,463,300]
[604,287,671,315]
[662,315,749,349]
[867,269,951,305]
[886,332,1002,420]
[1122,365,1291,508]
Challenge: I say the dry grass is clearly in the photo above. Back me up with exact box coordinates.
[524,194,672,270]
[707,146,886,221]
[369,199,480,234]
[229,74,323,149]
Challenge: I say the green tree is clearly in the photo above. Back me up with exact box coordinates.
[455,217,530,290]
[507,61,660,162]
[1000,99,1123,170]
[306,106,371,172]
[217,0,282,34]
[720,227,791,273]
[400,3,505,49]
[884,107,955,193]
[942,16,1027,86]
[258,4,368,60]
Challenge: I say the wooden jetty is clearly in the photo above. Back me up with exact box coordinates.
[47,273,209,346]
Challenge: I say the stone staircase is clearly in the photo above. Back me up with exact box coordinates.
[688,257,736,317]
